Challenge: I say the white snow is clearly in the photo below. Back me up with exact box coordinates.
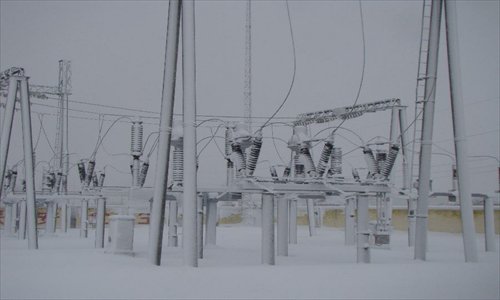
[1,225,499,299]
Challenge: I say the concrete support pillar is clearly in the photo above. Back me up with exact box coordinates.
[288,199,297,244]
[205,198,217,246]
[261,193,275,265]
[45,201,56,234]
[59,201,68,233]
[356,196,370,263]
[483,196,496,252]
[345,196,356,245]
[167,200,178,247]
[80,199,88,238]
[277,196,288,256]
[306,199,316,236]
[95,197,106,248]
[18,200,26,240]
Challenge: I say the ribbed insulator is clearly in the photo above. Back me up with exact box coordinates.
[330,147,343,175]
[54,172,62,192]
[49,172,56,189]
[231,143,246,176]
[85,160,96,187]
[92,174,98,187]
[131,121,143,155]
[381,144,399,179]
[376,151,387,173]
[352,168,360,181]
[139,162,149,187]
[363,147,378,176]
[295,164,305,178]
[41,170,50,192]
[173,147,184,184]
[246,136,263,176]
[283,166,291,178]
[98,172,106,187]
[10,170,17,191]
[269,166,278,178]
[316,142,333,177]
[299,146,316,176]
[4,170,12,189]
[77,161,86,183]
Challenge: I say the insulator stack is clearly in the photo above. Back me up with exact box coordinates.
[293,152,303,177]
[231,143,246,176]
[376,151,387,173]
[4,170,12,190]
[139,161,149,187]
[352,168,360,181]
[131,120,143,156]
[172,147,184,184]
[42,170,51,192]
[77,161,86,183]
[49,171,56,189]
[270,166,278,178]
[98,172,106,187]
[246,134,263,176]
[54,171,62,192]
[92,174,98,187]
[299,147,316,176]
[10,170,17,191]
[85,159,96,187]
[316,142,333,177]
[225,127,233,157]
[329,147,343,176]
[283,166,291,178]
[381,144,399,179]
[363,147,378,177]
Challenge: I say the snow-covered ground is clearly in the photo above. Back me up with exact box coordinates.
[1,225,499,299]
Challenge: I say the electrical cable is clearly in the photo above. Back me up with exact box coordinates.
[271,124,286,164]
[259,0,297,131]
[36,113,56,155]
[197,124,224,158]
[331,0,365,135]
[33,113,44,151]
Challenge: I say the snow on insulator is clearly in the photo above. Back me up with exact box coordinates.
[130,120,143,156]
[77,160,86,183]
[48,171,56,189]
[246,131,263,176]
[54,171,62,192]
[231,143,246,176]
[295,164,305,178]
[376,150,387,173]
[270,166,278,178]
[363,147,378,177]
[98,172,106,187]
[10,169,17,191]
[329,147,343,176]
[92,173,98,187]
[85,159,96,187]
[283,166,291,178]
[352,168,360,181]
[172,146,183,184]
[381,144,399,179]
[316,141,333,177]
[299,146,316,176]
[224,126,233,156]
[233,122,252,149]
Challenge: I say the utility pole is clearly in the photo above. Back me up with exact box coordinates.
[244,0,252,132]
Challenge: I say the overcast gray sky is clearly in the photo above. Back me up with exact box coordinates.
[1,0,498,193]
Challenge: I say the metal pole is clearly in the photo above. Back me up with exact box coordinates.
[345,196,356,245]
[444,0,478,262]
[277,196,288,256]
[398,107,410,191]
[306,199,316,236]
[289,198,297,244]
[205,197,217,245]
[182,0,198,268]
[356,195,370,263]
[45,201,56,234]
[4,203,13,234]
[18,200,26,240]
[11,202,18,235]
[414,0,442,261]
[80,199,88,238]
[19,77,38,249]
[261,193,275,265]
[95,196,106,248]
[167,200,178,247]
[148,0,181,266]
[0,77,18,195]
[197,194,204,259]
[483,196,496,252]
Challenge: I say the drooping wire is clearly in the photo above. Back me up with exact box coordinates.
[271,124,286,164]
[33,113,44,151]
[36,113,56,155]
[259,0,297,131]
[331,0,366,135]
[197,124,224,158]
